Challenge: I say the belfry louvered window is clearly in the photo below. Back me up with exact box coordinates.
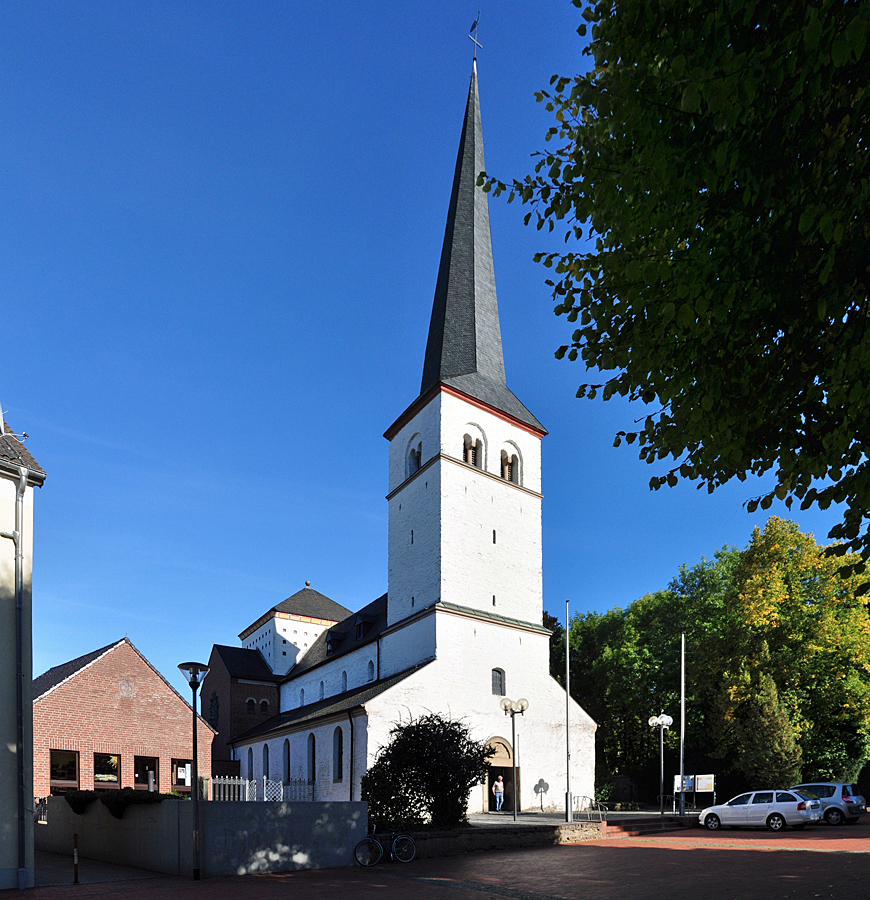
[463,436,483,469]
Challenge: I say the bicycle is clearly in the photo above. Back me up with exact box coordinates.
[354,825,416,866]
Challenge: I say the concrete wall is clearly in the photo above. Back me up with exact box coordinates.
[0,475,36,890]
[36,796,367,876]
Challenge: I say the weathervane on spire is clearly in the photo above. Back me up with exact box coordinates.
[469,12,482,62]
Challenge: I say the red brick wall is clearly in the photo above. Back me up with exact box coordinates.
[32,640,213,798]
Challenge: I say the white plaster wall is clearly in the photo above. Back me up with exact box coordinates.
[278,644,379,711]
[440,459,542,624]
[378,613,436,678]
[244,618,331,675]
[0,476,35,888]
[237,711,369,803]
[387,461,441,627]
[439,392,542,493]
[365,611,595,813]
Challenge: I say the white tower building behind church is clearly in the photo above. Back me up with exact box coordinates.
[222,62,596,813]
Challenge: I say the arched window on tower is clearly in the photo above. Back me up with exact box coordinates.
[463,435,483,469]
[246,698,255,715]
[501,451,520,484]
[367,660,375,682]
[408,443,422,476]
[260,699,269,715]
[341,671,348,692]
[319,680,324,700]
[491,667,506,696]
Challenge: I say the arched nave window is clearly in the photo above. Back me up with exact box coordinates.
[307,733,316,784]
[491,668,506,696]
[341,671,348,692]
[262,743,270,779]
[282,739,290,783]
[333,727,344,782]
[247,747,253,780]
[367,660,375,682]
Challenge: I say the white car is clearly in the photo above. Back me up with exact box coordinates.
[699,790,822,831]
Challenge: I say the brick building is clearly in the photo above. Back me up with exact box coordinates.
[32,638,213,798]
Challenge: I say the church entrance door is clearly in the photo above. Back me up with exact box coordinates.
[485,737,518,812]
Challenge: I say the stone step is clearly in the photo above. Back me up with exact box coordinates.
[602,817,694,839]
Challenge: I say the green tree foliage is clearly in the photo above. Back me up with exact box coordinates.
[360,713,493,829]
[565,518,870,791]
[484,0,870,568]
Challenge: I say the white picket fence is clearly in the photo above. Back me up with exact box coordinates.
[210,775,314,802]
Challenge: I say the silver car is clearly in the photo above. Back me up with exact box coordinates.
[790,783,867,826]
[699,789,822,831]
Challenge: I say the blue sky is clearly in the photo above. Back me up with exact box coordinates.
[3,1,844,699]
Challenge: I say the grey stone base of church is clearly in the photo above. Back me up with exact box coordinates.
[410,821,601,858]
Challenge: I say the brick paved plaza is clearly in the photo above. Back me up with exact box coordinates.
[6,821,869,900]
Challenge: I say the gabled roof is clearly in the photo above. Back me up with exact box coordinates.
[32,637,216,732]
[0,420,45,485]
[211,645,280,681]
[32,640,120,700]
[282,593,388,681]
[418,65,544,434]
[231,658,434,744]
[272,586,352,622]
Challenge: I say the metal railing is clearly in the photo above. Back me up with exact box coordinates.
[210,776,314,801]
[573,795,608,822]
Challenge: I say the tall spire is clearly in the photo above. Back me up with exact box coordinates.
[420,66,544,433]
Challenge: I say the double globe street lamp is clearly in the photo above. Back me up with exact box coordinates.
[500,697,529,822]
[648,714,673,816]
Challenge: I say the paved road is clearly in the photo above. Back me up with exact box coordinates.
[8,821,869,900]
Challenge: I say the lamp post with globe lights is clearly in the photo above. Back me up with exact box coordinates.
[648,714,673,816]
[500,697,528,821]
[178,662,209,880]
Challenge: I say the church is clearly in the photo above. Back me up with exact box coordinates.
[202,63,596,814]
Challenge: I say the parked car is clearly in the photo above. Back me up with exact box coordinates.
[699,790,822,831]
[790,783,867,826]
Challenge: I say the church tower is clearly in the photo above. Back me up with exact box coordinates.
[384,63,547,632]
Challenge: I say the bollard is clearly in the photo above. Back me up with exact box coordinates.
[73,833,79,884]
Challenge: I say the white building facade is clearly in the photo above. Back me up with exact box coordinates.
[229,64,595,814]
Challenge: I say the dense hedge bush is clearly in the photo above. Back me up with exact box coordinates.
[63,787,178,819]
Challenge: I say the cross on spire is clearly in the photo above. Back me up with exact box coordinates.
[469,12,482,62]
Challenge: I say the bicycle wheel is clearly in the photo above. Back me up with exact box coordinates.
[391,834,416,863]
[354,837,383,867]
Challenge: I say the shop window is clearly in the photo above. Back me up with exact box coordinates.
[49,750,79,794]
[94,753,120,789]
[133,756,158,791]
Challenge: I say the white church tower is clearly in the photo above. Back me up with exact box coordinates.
[385,62,545,633]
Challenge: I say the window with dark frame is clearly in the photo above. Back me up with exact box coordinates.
[260,699,269,714]
[50,749,79,794]
[171,758,193,793]
[94,753,120,789]
[247,698,255,715]
[491,668,506,696]
[333,727,344,782]
[133,756,159,790]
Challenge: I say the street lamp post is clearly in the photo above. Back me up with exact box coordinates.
[178,662,209,880]
[500,697,529,822]
[648,714,673,816]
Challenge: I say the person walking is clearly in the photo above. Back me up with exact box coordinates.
[492,775,505,811]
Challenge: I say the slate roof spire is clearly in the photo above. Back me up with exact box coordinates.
[420,63,544,433]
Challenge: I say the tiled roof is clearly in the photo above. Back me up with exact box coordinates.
[32,640,121,700]
[231,658,435,743]
[0,420,45,484]
[212,645,280,681]
[418,66,544,434]
[271,586,352,622]
[282,593,388,680]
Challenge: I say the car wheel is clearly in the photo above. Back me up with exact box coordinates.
[704,814,721,831]
[825,808,845,826]
[766,813,786,831]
